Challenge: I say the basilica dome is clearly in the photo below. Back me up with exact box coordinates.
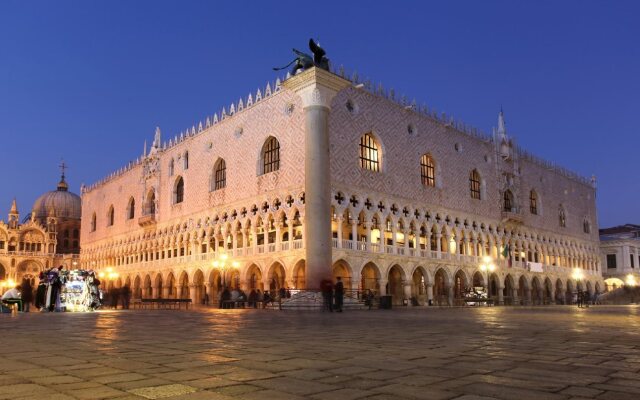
[32,177,82,220]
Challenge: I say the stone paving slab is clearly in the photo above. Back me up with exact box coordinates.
[1,306,640,399]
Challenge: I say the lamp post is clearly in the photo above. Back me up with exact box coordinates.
[98,267,119,288]
[625,274,637,288]
[480,256,496,304]
[212,253,239,289]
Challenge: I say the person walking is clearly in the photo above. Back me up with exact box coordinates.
[20,279,33,313]
[320,279,334,312]
[334,277,344,312]
[121,285,131,309]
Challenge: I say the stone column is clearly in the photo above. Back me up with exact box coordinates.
[336,216,343,248]
[189,284,197,304]
[426,283,434,304]
[379,278,389,295]
[283,68,350,290]
[446,284,454,306]
[351,218,358,244]
[403,282,412,305]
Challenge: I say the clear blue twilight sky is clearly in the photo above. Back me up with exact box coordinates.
[1,0,638,228]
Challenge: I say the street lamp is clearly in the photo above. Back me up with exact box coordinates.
[212,253,239,289]
[626,274,636,287]
[480,256,496,302]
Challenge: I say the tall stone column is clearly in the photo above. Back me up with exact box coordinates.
[283,68,350,290]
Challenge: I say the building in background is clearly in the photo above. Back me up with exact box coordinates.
[600,224,639,290]
[0,172,81,286]
[80,66,603,306]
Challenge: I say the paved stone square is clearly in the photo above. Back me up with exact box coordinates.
[1,306,640,400]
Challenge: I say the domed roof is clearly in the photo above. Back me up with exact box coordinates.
[32,177,81,220]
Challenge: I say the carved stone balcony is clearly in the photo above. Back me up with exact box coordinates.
[501,208,523,224]
[138,214,157,227]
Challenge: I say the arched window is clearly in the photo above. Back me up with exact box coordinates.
[73,229,79,238]
[127,197,135,220]
[262,137,280,174]
[503,190,514,212]
[91,213,96,232]
[183,151,189,170]
[529,190,538,215]
[214,159,226,190]
[107,206,115,226]
[583,219,591,234]
[145,190,156,215]
[559,207,566,227]
[420,154,435,187]
[174,177,184,204]
[469,170,481,200]
[359,133,380,172]
[169,159,174,176]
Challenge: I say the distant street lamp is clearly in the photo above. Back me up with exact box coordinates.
[480,256,496,302]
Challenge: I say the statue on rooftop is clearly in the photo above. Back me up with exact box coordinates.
[273,38,330,75]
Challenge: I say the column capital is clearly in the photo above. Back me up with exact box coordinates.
[282,67,351,109]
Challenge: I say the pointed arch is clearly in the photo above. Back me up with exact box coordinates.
[529,189,539,215]
[261,136,280,174]
[127,197,135,220]
[213,158,226,190]
[420,153,436,187]
[107,205,115,227]
[173,176,184,204]
[359,133,381,172]
[503,190,514,212]
[469,169,481,200]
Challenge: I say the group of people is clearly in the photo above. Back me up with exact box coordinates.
[104,285,132,309]
[1,268,102,313]
[321,276,345,312]
[218,287,292,309]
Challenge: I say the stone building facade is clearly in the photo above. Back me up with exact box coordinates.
[0,175,81,285]
[599,224,640,290]
[80,67,602,306]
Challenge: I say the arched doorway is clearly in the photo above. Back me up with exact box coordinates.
[565,280,575,305]
[246,264,263,291]
[531,277,542,305]
[193,269,205,304]
[518,275,529,305]
[387,265,405,305]
[555,279,564,304]
[154,274,163,299]
[453,270,467,305]
[143,275,152,298]
[133,276,142,299]
[268,262,286,293]
[178,272,189,299]
[208,270,222,303]
[412,267,428,305]
[360,262,381,294]
[292,260,306,289]
[166,273,176,299]
[503,275,515,305]
[543,278,553,305]
[472,271,485,292]
[433,268,448,306]
[488,272,500,302]
[332,260,352,290]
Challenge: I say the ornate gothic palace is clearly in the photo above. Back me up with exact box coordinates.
[79,67,603,306]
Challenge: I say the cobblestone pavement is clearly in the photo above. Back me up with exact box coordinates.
[1,306,640,400]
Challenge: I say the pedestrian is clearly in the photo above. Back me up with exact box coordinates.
[121,285,131,309]
[203,290,209,306]
[110,287,120,309]
[262,291,271,309]
[20,279,33,313]
[320,278,333,312]
[334,277,344,312]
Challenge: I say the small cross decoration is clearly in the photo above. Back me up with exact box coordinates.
[334,192,345,205]
[349,196,359,208]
